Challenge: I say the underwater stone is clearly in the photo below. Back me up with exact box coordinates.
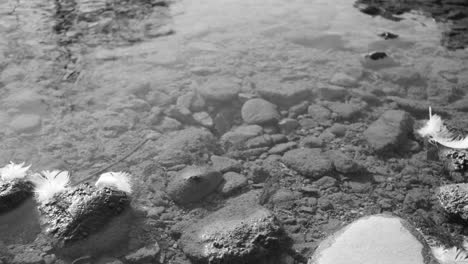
[37,184,130,247]
[166,166,223,205]
[125,242,160,264]
[0,179,33,214]
[363,110,414,153]
[219,171,248,196]
[437,184,468,220]
[210,155,242,173]
[197,77,240,102]
[254,74,312,107]
[308,214,435,264]
[9,114,41,133]
[221,125,263,149]
[241,98,280,125]
[180,191,284,263]
[192,111,213,127]
[282,148,334,179]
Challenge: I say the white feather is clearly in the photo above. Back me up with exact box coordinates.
[95,172,132,194]
[29,170,70,204]
[0,162,31,182]
[431,246,468,264]
[418,107,468,149]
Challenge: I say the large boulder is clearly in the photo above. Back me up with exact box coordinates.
[363,110,414,153]
[155,128,219,167]
[282,148,334,179]
[166,166,223,205]
[0,179,33,214]
[37,184,131,256]
[308,214,435,264]
[241,98,280,125]
[180,191,284,264]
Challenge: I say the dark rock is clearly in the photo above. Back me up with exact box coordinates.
[378,32,399,39]
[167,166,223,205]
[307,104,332,122]
[363,110,414,153]
[300,136,324,148]
[210,155,242,173]
[0,179,33,214]
[180,191,284,264]
[438,184,468,220]
[213,107,238,134]
[328,102,362,121]
[282,148,334,179]
[328,124,347,137]
[37,184,130,249]
[361,51,397,69]
[329,152,364,174]
[367,51,387,60]
[403,188,431,213]
[241,98,280,125]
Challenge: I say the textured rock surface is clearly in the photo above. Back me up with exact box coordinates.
[282,148,334,179]
[241,98,280,125]
[167,166,223,205]
[197,77,240,102]
[0,179,33,214]
[437,184,468,220]
[308,214,435,264]
[363,110,414,153]
[254,75,312,107]
[180,191,283,264]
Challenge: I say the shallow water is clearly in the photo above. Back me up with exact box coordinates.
[0,0,467,263]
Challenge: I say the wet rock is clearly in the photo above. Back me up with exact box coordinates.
[11,248,44,264]
[180,191,284,263]
[164,105,193,124]
[9,114,42,133]
[255,75,312,107]
[176,91,206,112]
[386,96,449,118]
[278,118,300,134]
[213,107,238,134]
[245,134,286,149]
[269,142,297,155]
[329,152,364,174]
[360,51,397,69]
[437,184,468,220]
[37,184,130,248]
[363,110,414,153]
[328,102,362,121]
[308,214,434,264]
[166,166,223,205]
[403,188,431,213]
[221,125,263,149]
[192,112,213,127]
[210,155,242,173]
[328,123,347,137]
[241,98,280,125]
[329,73,359,87]
[438,148,468,173]
[379,67,423,86]
[314,176,337,189]
[282,148,334,179]
[300,136,323,148]
[307,104,332,123]
[378,32,399,39]
[0,179,33,214]
[157,116,182,132]
[227,147,270,160]
[288,101,309,118]
[125,242,160,264]
[155,128,218,166]
[219,172,248,196]
[198,77,240,103]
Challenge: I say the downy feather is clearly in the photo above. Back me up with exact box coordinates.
[95,172,132,194]
[0,162,31,182]
[418,107,468,149]
[29,170,70,204]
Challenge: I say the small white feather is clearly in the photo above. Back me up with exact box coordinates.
[431,245,468,264]
[418,107,468,149]
[95,172,132,194]
[0,162,31,182]
[29,170,70,204]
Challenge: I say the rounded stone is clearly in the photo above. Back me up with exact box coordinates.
[308,214,435,264]
[167,166,223,205]
[9,114,41,133]
[241,98,280,125]
[197,77,240,102]
[282,148,334,179]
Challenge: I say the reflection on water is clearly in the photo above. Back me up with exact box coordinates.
[0,0,467,263]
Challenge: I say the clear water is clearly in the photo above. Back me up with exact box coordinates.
[0,0,467,263]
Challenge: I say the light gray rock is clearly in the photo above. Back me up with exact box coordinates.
[282,148,334,179]
[241,98,280,125]
[219,172,248,196]
[329,72,359,87]
[198,77,240,102]
[278,118,300,134]
[176,91,206,112]
[125,242,160,264]
[167,166,223,205]
[210,155,242,173]
[308,214,435,264]
[268,142,297,155]
[363,110,414,153]
[180,191,283,263]
[193,112,213,127]
[221,125,263,148]
[9,114,41,133]
[254,74,312,107]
